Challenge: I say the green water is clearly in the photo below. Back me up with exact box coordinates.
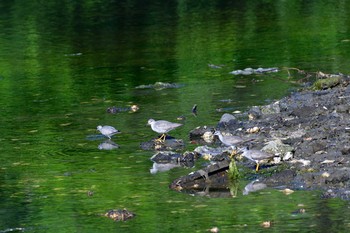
[1,1,350,232]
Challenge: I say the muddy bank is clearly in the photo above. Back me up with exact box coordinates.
[172,74,350,200]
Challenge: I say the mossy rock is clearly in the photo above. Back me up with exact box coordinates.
[312,76,341,90]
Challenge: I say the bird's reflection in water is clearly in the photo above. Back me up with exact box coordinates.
[150,162,181,174]
[243,180,267,195]
[98,140,119,150]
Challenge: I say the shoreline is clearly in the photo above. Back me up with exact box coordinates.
[171,74,350,200]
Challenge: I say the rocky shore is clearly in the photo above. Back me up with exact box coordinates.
[169,73,350,200]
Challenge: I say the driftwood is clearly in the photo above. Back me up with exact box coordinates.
[169,160,230,196]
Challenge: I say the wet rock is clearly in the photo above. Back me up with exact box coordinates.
[140,138,185,151]
[104,209,135,221]
[341,146,350,155]
[229,67,278,75]
[219,113,236,124]
[194,145,229,157]
[107,105,139,114]
[321,189,337,199]
[260,101,281,115]
[150,151,182,163]
[189,126,215,141]
[263,169,297,186]
[169,160,231,196]
[194,145,231,161]
[291,208,306,215]
[150,151,198,166]
[335,104,350,113]
[150,151,198,174]
[325,168,350,185]
[290,105,316,118]
[248,106,262,120]
[261,139,294,160]
[201,131,215,143]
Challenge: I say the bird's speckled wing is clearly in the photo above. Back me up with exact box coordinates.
[156,120,182,133]
[249,150,273,160]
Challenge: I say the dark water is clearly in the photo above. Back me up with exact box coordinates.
[1,1,350,232]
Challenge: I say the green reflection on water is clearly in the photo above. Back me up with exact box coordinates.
[1,0,350,232]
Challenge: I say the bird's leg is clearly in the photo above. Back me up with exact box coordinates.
[155,134,166,142]
[229,146,238,159]
[255,163,260,172]
[160,134,166,141]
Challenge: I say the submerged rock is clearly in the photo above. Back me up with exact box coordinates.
[189,126,215,141]
[169,160,231,197]
[104,209,135,221]
[229,67,278,75]
[194,145,231,161]
[135,82,183,90]
[140,138,185,151]
[150,151,197,165]
[107,105,139,114]
[208,64,224,69]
